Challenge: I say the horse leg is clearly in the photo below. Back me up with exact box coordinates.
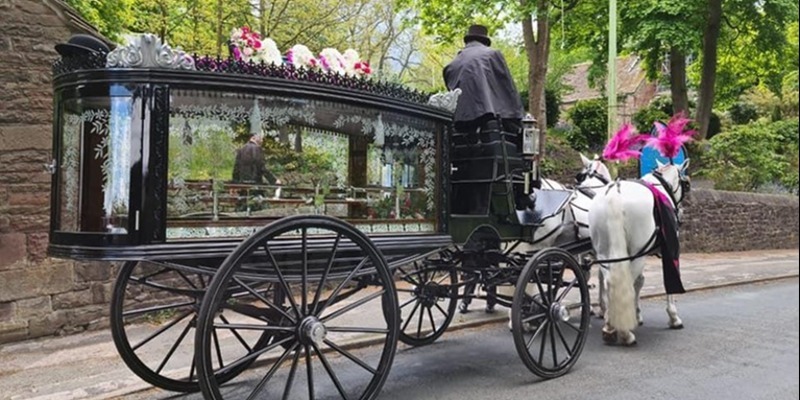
[666,294,684,329]
[633,265,645,326]
[460,273,476,313]
[597,266,607,319]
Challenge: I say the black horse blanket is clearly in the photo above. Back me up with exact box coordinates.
[642,181,686,294]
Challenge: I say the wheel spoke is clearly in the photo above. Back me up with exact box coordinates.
[323,339,377,375]
[550,315,558,367]
[311,234,341,315]
[433,302,449,318]
[122,300,195,318]
[426,305,437,333]
[321,289,384,323]
[233,277,296,324]
[217,335,295,376]
[537,320,549,365]
[415,299,425,338]
[525,319,547,351]
[212,325,225,370]
[246,343,298,400]
[282,347,302,400]
[313,343,350,400]
[562,320,583,334]
[401,301,421,332]
[212,323,295,332]
[263,245,301,320]
[155,316,193,374]
[316,257,369,317]
[556,278,578,303]
[553,320,574,359]
[304,344,315,400]
[521,312,547,325]
[175,270,199,290]
[218,314,254,353]
[327,326,389,334]
[301,228,308,316]
[131,310,193,351]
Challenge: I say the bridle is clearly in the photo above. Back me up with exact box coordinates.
[575,160,610,186]
[651,167,691,208]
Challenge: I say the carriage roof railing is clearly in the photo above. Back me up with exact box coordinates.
[51,33,458,112]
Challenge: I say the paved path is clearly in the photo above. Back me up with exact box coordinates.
[0,249,796,400]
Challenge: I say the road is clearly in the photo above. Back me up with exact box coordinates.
[132,277,799,400]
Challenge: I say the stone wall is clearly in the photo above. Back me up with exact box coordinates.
[682,189,799,252]
[0,0,116,343]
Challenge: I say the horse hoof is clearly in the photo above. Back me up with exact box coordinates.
[638,321,644,326]
[459,303,470,314]
[670,323,684,330]
[602,330,617,344]
[623,339,637,347]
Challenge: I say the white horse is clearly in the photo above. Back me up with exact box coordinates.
[499,154,613,328]
[588,159,690,346]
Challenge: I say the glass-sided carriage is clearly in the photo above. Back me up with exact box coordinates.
[47,34,591,399]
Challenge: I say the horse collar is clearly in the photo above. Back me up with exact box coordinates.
[651,171,682,208]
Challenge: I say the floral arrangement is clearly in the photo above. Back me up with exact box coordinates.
[229,26,372,77]
[229,26,283,65]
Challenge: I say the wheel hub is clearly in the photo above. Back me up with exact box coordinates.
[551,303,570,322]
[414,283,440,307]
[298,316,327,346]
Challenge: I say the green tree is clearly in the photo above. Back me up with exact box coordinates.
[63,0,133,41]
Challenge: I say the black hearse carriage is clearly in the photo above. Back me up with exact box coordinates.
[47,34,591,399]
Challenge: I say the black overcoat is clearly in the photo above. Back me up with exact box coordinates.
[443,42,523,123]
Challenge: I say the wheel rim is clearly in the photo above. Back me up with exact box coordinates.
[396,254,458,346]
[196,215,399,400]
[110,260,271,392]
[511,248,590,379]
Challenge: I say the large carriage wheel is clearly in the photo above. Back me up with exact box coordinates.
[111,260,271,392]
[195,215,399,400]
[396,251,458,346]
[511,247,590,379]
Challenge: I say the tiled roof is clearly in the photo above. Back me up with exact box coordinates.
[561,56,648,104]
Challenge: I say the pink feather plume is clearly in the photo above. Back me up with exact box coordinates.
[602,123,649,161]
[646,113,697,159]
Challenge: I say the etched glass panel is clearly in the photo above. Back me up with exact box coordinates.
[57,86,134,234]
[166,89,442,239]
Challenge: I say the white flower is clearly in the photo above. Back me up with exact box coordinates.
[342,48,360,76]
[319,48,345,74]
[287,44,317,69]
[255,38,283,66]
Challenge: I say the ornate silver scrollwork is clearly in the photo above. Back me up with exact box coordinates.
[106,34,195,70]
[426,88,461,113]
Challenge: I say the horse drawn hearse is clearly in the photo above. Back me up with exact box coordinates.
[47,34,596,399]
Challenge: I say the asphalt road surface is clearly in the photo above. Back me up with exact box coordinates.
[136,278,799,400]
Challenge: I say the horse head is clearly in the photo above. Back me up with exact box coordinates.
[576,153,611,187]
[647,159,691,207]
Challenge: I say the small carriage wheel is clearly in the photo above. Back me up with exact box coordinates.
[195,215,399,400]
[110,260,272,392]
[396,251,458,346]
[511,247,590,379]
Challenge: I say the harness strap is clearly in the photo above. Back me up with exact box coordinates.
[591,228,659,267]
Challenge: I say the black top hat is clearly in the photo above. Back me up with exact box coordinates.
[464,24,491,46]
[55,34,110,57]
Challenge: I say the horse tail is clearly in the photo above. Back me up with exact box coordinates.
[604,186,638,332]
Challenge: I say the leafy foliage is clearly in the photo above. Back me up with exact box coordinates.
[703,118,799,194]
[565,99,607,151]
[633,107,669,134]
[727,102,758,125]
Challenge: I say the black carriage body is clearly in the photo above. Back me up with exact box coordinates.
[47,65,453,264]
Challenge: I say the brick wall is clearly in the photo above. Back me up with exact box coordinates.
[0,0,116,343]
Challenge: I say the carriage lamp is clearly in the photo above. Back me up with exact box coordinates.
[522,114,540,194]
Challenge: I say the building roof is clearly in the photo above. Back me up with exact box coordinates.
[561,56,648,104]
